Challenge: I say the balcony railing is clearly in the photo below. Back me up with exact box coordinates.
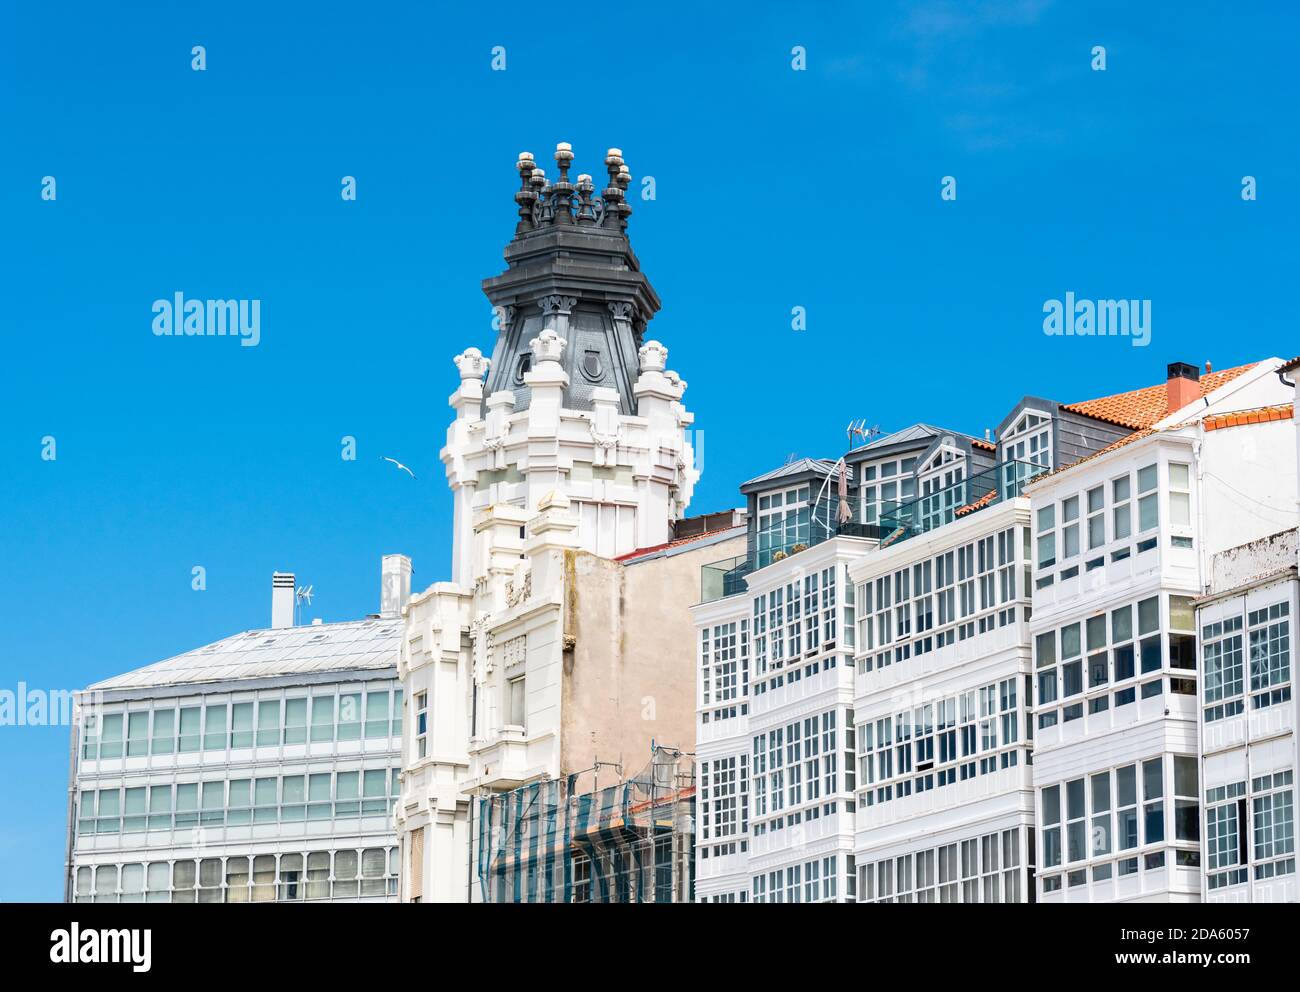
[700,493,887,604]
[700,554,751,603]
[698,460,1048,605]
[877,459,1047,548]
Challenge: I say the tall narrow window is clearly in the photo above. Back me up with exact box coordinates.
[1136,464,1159,532]
[507,676,527,729]
[1112,475,1132,540]
[415,692,428,759]
[1042,785,1062,869]
[1168,463,1191,527]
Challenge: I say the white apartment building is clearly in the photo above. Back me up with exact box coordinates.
[851,494,1036,903]
[1027,360,1298,903]
[67,561,407,903]
[1197,357,1299,902]
[696,358,1299,906]
[694,427,1017,902]
[844,400,1124,905]
[1198,528,1298,901]
[694,457,876,903]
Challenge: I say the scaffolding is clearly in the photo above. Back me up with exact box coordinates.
[477,746,695,903]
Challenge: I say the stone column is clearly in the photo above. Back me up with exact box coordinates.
[446,348,490,584]
[523,328,569,505]
[632,340,686,549]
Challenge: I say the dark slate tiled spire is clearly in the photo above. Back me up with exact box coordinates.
[481,143,660,415]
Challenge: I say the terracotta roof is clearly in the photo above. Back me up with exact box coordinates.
[1278,356,1300,374]
[1027,428,1157,485]
[954,489,997,517]
[613,526,742,563]
[1061,363,1258,430]
[1200,403,1294,432]
[971,438,996,453]
[1029,399,1293,487]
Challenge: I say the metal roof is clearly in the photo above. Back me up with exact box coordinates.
[88,618,402,692]
[742,457,838,488]
[857,423,981,452]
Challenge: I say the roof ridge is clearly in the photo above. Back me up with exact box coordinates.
[1061,361,1260,430]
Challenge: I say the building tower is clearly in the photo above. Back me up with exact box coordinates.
[397,144,727,903]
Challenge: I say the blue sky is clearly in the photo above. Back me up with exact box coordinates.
[0,0,1296,900]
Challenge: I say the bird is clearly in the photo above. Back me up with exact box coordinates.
[381,456,417,480]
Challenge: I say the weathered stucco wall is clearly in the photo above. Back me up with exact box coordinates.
[1207,527,1299,595]
[560,533,745,778]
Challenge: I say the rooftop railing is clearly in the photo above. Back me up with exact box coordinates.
[877,459,1047,548]
[700,493,887,604]
[698,460,1048,604]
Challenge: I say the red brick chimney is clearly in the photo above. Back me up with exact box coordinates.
[1166,362,1201,414]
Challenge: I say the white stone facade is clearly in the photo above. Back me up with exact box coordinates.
[396,333,699,902]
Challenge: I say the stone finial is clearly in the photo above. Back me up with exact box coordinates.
[554,142,574,179]
[530,328,567,364]
[454,347,491,381]
[639,340,668,373]
[529,167,548,197]
[575,173,597,225]
[515,152,538,233]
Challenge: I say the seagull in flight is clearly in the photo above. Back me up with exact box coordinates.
[381,456,417,480]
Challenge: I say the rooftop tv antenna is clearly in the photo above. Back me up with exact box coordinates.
[846,420,880,449]
[295,584,314,625]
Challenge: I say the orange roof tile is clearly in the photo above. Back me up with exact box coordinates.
[971,438,996,453]
[1061,363,1258,430]
[1201,403,1294,432]
[954,489,998,517]
[613,527,741,563]
[1028,427,1157,485]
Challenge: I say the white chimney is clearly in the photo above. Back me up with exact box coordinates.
[272,572,295,629]
[380,555,412,618]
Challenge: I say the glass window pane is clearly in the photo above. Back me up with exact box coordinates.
[231,702,254,748]
[282,698,307,744]
[365,692,390,738]
[338,694,362,740]
[151,709,175,754]
[311,697,335,742]
[256,700,280,746]
[199,705,224,751]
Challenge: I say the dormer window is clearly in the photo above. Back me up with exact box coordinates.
[859,459,917,524]
[918,443,968,530]
[1002,412,1053,469]
[756,485,811,567]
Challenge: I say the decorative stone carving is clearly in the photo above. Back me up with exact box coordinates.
[530,328,567,364]
[608,301,634,322]
[454,347,490,382]
[638,340,668,373]
[505,571,532,608]
[539,295,577,317]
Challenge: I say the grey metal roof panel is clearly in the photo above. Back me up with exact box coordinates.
[742,457,837,488]
[88,618,402,692]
